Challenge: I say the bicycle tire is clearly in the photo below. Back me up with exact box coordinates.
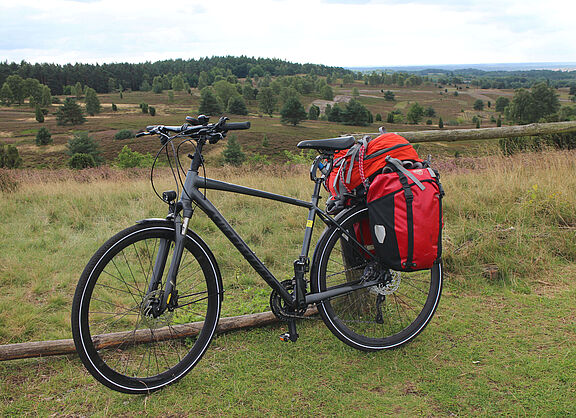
[71,221,222,393]
[311,206,442,351]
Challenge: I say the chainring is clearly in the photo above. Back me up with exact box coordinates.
[270,279,307,321]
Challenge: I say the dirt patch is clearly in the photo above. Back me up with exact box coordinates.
[311,95,352,112]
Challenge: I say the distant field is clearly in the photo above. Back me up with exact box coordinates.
[0,81,540,169]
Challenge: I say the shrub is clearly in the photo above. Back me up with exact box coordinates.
[35,127,52,146]
[114,129,135,140]
[0,169,19,192]
[149,106,156,116]
[375,113,382,122]
[66,132,103,165]
[68,153,96,169]
[140,103,149,114]
[35,104,44,123]
[115,145,153,168]
[111,103,118,111]
[0,144,23,168]
[222,135,246,166]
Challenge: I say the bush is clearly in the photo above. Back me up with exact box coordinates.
[149,106,156,116]
[115,145,153,168]
[0,169,19,192]
[140,103,149,114]
[0,144,23,168]
[68,153,96,169]
[222,135,246,166]
[114,129,135,140]
[35,127,52,146]
[66,132,103,165]
[111,103,118,111]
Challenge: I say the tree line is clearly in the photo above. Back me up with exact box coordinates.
[0,56,354,96]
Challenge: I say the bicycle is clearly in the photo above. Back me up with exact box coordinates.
[71,115,443,394]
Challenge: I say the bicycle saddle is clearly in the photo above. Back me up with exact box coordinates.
[297,136,355,151]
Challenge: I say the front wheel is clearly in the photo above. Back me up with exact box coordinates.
[71,221,222,393]
[311,206,442,351]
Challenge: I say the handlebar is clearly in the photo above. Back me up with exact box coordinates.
[135,116,250,142]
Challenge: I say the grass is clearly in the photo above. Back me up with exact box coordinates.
[0,150,575,414]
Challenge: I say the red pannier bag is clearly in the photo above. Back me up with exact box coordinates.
[366,157,444,271]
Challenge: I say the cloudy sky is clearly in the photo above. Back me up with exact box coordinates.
[1,0,574,67]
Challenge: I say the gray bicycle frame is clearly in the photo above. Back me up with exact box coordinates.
[151,142,380,315]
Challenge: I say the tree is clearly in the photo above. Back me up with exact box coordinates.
[308,104,320,120]
[66,132,103,165]
[375,113,382,122]
[438,117,444,128]
[342,99,370,126]
[152,76,163,93]
[327,104,343,122]
[258,87,277,117]
[198,88,223,116]
[5,75,25,104]
[36,127,52,145]
[41,85,52,107]
[85,87,101,116]
[56,98,86,125]
[473,99,484,111]
[0,144,23,168]
[227,96,248,115]
[213,80,240,108]
[425,106,436,117]
[280,97,307,126]
[506,82,559,124]
[0,82,13,106]
[406,102,425,124]
[74,82,83,99]
[383,90,395,101]
[140,102,149,114]
[320,85,334,100]
[35,104,44,123]
[495,97,510,112]
[149,106,156,116]
[222,135,246,166]
[171,74,185,91]
[112,103,118,111]
[352,87,360,97]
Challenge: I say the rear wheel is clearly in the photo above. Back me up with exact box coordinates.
[311,206,442,351]
[71,221,221,393]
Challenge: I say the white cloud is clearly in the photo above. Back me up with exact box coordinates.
[0,0,574,66]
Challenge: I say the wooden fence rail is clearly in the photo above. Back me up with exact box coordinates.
[395,120,576,143]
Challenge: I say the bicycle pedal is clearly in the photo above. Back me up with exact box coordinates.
[279,333,293,342]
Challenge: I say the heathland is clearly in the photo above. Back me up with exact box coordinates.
[1,64,575,415]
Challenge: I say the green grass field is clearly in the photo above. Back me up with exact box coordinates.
[0,150,575,415]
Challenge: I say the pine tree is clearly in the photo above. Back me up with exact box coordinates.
[57,98,86,125]
[171,74,185,91]
[308,104,320,120]
[280,97,307,126]
[222,135,245,166]
[74,81,83,99]
[438,117,444,128]
[35,104,44,123]
[85,88,101,116]
[198,88,223,116]
[0,144,23,168]
[227,96,248,115]
[66,132,103,165]
[35,127,52,145]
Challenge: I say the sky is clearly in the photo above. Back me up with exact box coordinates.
[0,0,575,68]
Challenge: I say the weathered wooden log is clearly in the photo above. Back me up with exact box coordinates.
[397,121,576,143]
[0,309,317,361]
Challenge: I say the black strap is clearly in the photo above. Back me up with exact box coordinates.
[397,171,415,269]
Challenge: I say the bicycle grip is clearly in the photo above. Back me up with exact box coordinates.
[222,121,251,131]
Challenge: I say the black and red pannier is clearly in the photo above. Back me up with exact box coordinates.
[366,157,444,271]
